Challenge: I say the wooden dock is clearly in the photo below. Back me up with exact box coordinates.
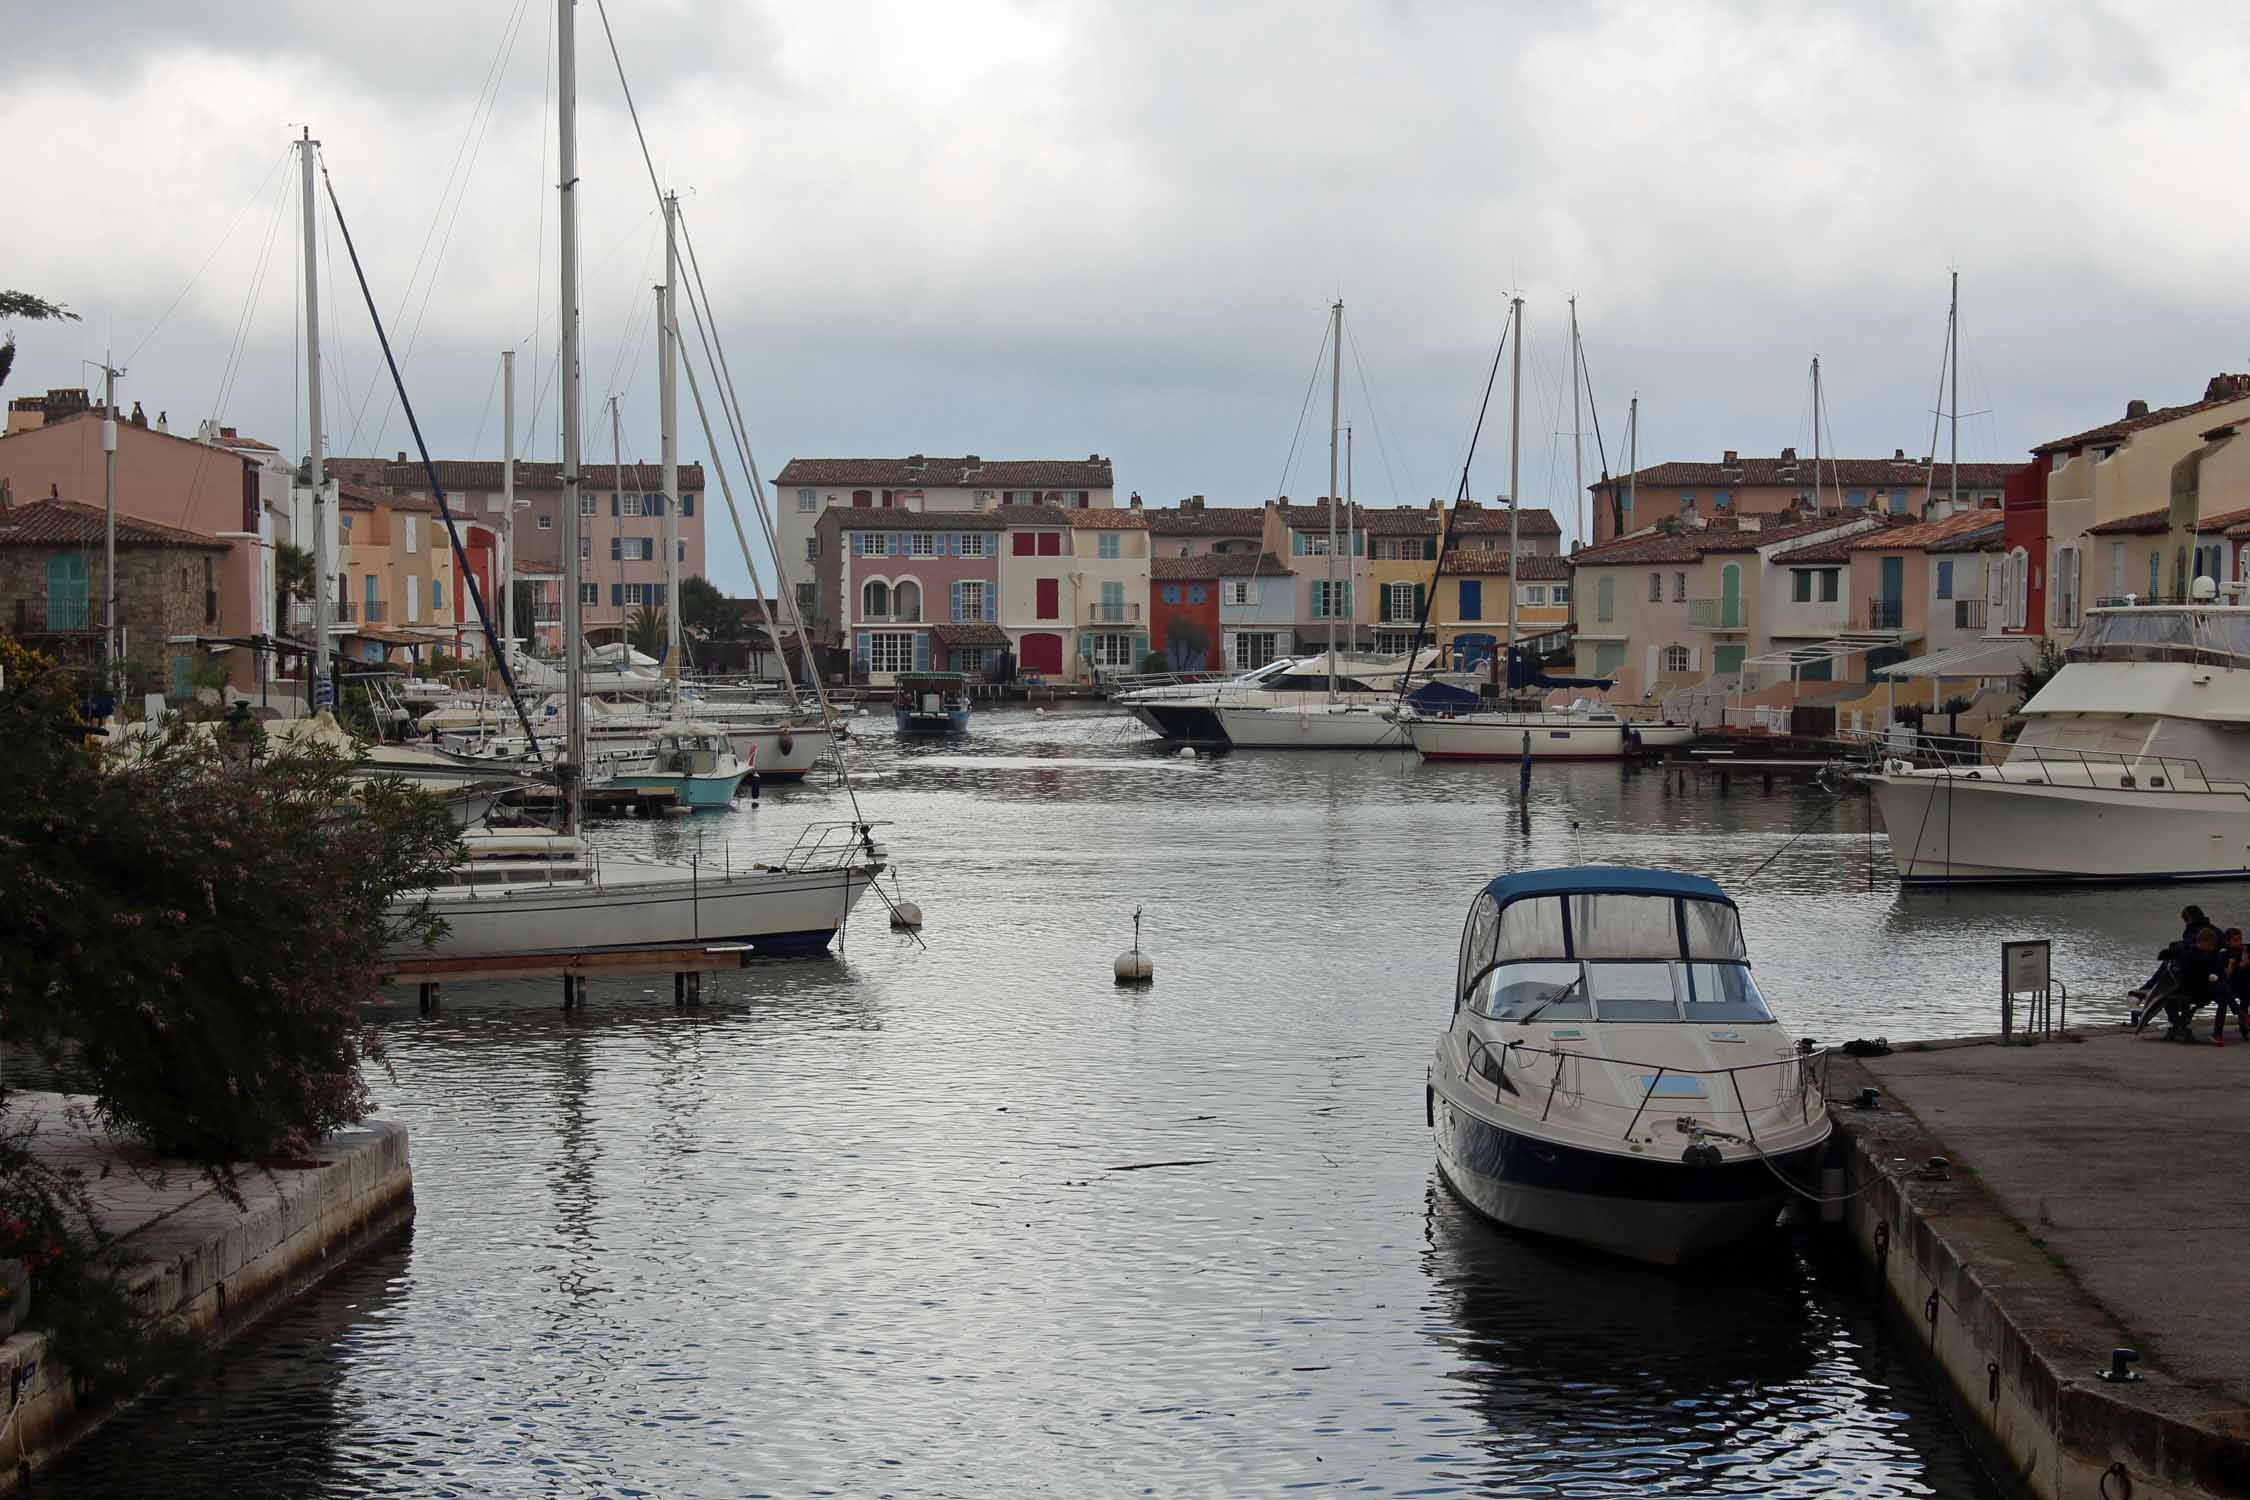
[508,785,681,819]
[383,942,757,1010]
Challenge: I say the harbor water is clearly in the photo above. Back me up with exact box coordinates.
[47,708,2198,1497]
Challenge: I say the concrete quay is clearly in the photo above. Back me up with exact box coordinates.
[1831,1029,2250,1500]
[0,1092,412,1489]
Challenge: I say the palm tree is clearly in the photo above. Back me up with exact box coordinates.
[0,290,81,391]
[626,606,668,660]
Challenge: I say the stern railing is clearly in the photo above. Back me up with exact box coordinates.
[1461,1035,1831,1146]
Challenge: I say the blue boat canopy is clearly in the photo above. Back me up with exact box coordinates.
[1458,866,1746,1001]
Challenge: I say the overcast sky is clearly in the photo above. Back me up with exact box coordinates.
[10,1,2250,591]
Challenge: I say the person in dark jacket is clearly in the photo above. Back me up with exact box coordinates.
[2174,925,2237,1044]
[2226,929,2250,1041]
[2134,905,2217,1002]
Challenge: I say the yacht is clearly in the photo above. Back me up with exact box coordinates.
[1119,650,1443,748]
[1116,655,1315,742]
[1869,597,2250,882]
[1429,866,1831,1265]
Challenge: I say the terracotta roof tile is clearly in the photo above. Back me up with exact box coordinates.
[1451,504,1561,536]
[1848,509,2007,551]
[929,623,1011,647]
[1066,507,1149,529]
[1590,456,2020,491]
[773,456,1112,489]
[1143,502,1266,536]
[0,499,227,549]
[1578,516,1868,566]
[1441,549,1571,579]
[358,459,705,491]
[1213,551,1292,577]
[819,507,1006,531]
[1151,554,1227,579]
[2032,375,2250,456]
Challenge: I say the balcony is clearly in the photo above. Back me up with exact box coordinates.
[1952,598,1986,631]
[363,600,388,624]
[1086,601,1142,624]
[1867,598,1904,630]
[531,607,563,624]
[336,600,357,623]
[1687,598,1745,630]
[9,597,95,635]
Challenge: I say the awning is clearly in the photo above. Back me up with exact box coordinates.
[1876,637,2037,680]
[930,623,1010,648]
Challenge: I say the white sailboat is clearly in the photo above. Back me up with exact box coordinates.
[386,0,880,960]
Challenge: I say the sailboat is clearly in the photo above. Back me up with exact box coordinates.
[384,0,881,960]
[1212,300,1413,752]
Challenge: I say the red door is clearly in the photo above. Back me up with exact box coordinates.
[1036,577,1059,619]
[1020,632,1063,675]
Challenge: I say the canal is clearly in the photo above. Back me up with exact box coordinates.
[49,708,2192,1496]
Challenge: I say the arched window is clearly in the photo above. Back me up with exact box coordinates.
[862,579,890,619]
[2003,547,2028,629]
[893,579,922,622]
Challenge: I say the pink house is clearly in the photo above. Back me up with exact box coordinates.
[819,508,1007,683]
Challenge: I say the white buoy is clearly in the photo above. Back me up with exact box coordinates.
[1113,906,1154,985]
[1177,746,1197,759]
[888,872,923,930]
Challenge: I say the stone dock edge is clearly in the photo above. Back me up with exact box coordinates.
[1829,1054,2239,1500]
[0,1118,414,1489]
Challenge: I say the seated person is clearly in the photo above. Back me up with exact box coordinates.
[2169,925,2237,1044]
[2134,904,2216,1001]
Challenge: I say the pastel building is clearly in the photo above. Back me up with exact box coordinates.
[1144,495,1266,560]
[1149,555,1224,672]
[1587,448,2016,547]
[1429,551,1573,666]
[818,509,1004,685]
[333,483,462,665]
[1216,555,1297,670]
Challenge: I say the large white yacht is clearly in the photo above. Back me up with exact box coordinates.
[1118,651,1438,747]
[1429,866,1831,1265]
[1870,597,2250,883]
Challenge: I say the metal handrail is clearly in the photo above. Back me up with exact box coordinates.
[1460,1035,1830,1142]
[781,819,890,872]
[1863,727,2250,794]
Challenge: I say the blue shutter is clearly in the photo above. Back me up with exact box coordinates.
[1291,532,1305,556]
[611,583,623,606]
[950,580,963,621]
[1079,632,1095,660]
[611,493,620,516]
[655,584,667,607]
[913,632,931,671]
[683,494,694,516]
[1131,631,1148,663]
[854,631,871,677]
[983,586,996,623]
[609,536,621,560]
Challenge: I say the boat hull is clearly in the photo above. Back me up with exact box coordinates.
[1212,705,1410,750]
[1870,770,2250,883]
[1431,1086,1820,1265]
[895,709,970,737]
[720,724,831,780]
[1408,718,1628,761]
[395,862,880,959]
[608,770,748,807]
[1126,701,1227,742]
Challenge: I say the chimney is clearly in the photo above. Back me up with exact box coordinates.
[396,451,407,464]
[963,454,978,464]
[1722,449,1737,465]
[156,410,169,433]
[2127,398,2151,419]
[1129,494,1143,511]
[220,426,237,441]
[1894,448,1906,460]
[1779,446,1797,463]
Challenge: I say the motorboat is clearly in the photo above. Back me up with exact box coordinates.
[1399,705,1631,761]
[429,692,834,780]
[1428,865,1831,1265]
[1115,655,1315,741]
[893,672,972,736]
[1121,649,1448,748]
[1869,598,2250,882]
[607,722,751,808]
[392,823,885,959]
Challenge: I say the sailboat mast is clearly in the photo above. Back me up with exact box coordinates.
[501,349,515,660]
[1345,424,1355,652]
[1505,295,1523,691]
[1570,296,1584,552]
[557,0,587,830]
[1811,356,1823,508]
[1949,269,1960,514]
[1326,298,1341,701]
[659,191,681,693]
[298,127,331,714]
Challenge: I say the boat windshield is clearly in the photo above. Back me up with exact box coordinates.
[2067,607,2250,668]
[1469,960,1773,1024]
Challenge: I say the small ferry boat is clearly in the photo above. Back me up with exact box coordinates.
[1428,866,1830,1264]
[607,723,751,808]
[893,672,972,737]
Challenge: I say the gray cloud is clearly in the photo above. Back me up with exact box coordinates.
[9,0,2250,592]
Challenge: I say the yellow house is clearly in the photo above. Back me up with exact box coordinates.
[1430,550,1571,664]
[336,482,459,665]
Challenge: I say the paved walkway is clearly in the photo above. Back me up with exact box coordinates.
[1863,1029,2250,1403]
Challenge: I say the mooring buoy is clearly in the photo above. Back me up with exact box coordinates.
[1113,905,1154,984]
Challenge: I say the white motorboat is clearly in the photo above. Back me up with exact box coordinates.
[393,824,885,959]
[1399,706,1632,761]
[1123,650,1448,747]
[1429,866,1831,1265]
[1116,656,1314,741]
[1869,599,2250,883]
[1213,698,1413,750]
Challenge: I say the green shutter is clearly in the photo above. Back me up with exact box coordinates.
[1414,583,1426,620]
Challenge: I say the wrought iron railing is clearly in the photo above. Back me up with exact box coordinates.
[1688,598,1744,629]
[1867,598,1904,630]
[1085,601,1141,624]
[10,596,95,634]
[1953,598,1986,630]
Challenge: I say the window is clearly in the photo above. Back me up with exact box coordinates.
[1161,585,1182,605]
[537,513,553,531]
[1469,961,1590,1022]
[580,535,591,560]
[1680,493,1697,512]
[1553,584,1570,604]
[610,536,656,562]
[1648,572,1662,602]
[1820,569,1840,603]
[1077,491,1090,507]
[959,533,990,558]
[1088,632,1137,667]
[806,536,820,562]
[2055,546,2082,628]
[1187,585,1207,605]
[580,583,599,605]
[1712,492,1732,510]
[868,631,915,675]
[862,579,891,619]
[1684,964,1773,1022]
[1523,585,1546,605]
[1386,581,1416,620]
[622,582,655,607]
[580,494,597,516]
[2148,549,2160,600]
[617,494,643,518]
[1459,579,1482,620]
[1227,581,1251,606]
[432,577,445,612]
[1935,559,1954,600]
[1302,534,1332,555]
[1098,580,1126,621]
[911,532,936,556]
[1846,490,1866,508]
[1888,492,1909,514]
[1661,644,1691,673]
[1038,532,1062,557]
[795,581,817,618]
[797,488,817,512]
[893,580,922,621]
[1792,570,1813,603]
[853,490,873,508]
[1672,572,1687,602]
[1312,581,1352,618]
[405,575,420,622]
[2111,541,2126,596]
[404,516,418,554]
[957,580,988,621]
[1097,533,1120,560]
[1233,631,1278,669]
[1036,578,1060,619]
